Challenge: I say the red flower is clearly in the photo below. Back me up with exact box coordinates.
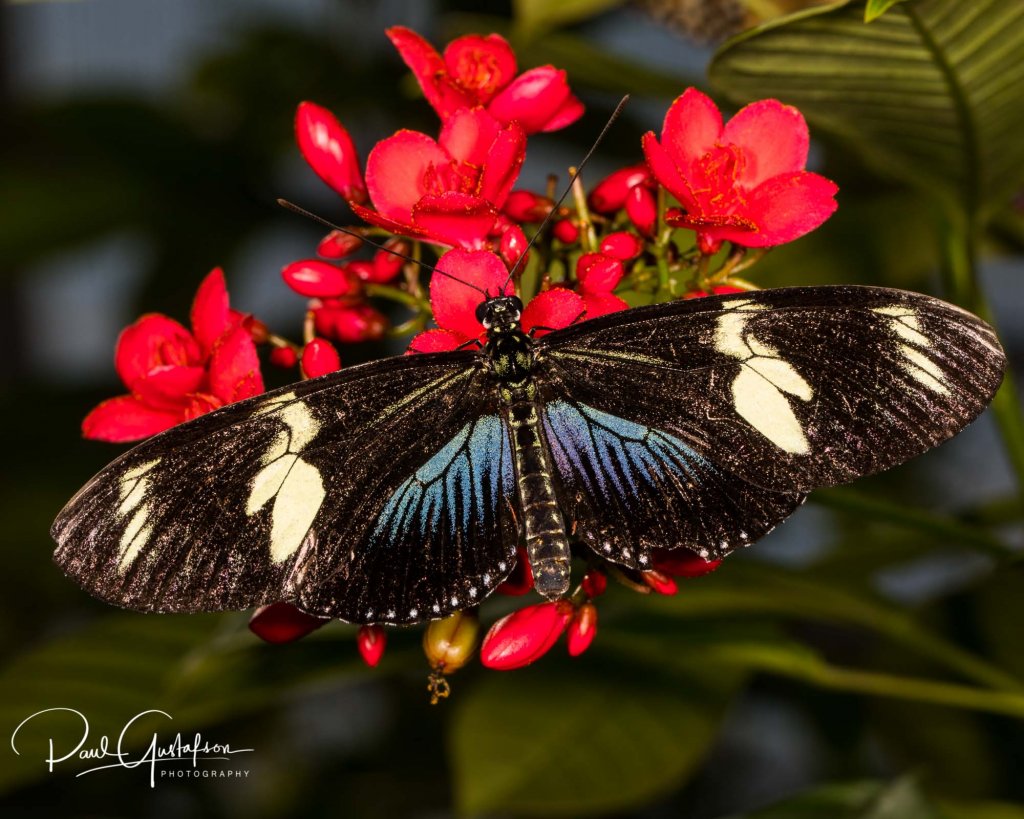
[480,600,574,670]
[301,338,342,379]
[588,165,651,214]
[643,88,838,254]
[295,102,367,204]
[566,602,598,657]
[407,250,585,353]
[83,268,264,443]
[249,602,329,644]
[314,302,389,344]
[575,252,630,319]
[652,548,723,577]
[386,27,584,135]
[357,625,387,667]
[351,108,526,250]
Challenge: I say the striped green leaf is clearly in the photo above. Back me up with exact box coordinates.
[709,0,1024,227]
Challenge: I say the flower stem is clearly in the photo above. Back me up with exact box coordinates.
[569,167,596,253]
[366,282,429,313]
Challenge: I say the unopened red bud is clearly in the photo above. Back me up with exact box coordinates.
[600,231,644,260]
[641,569,678,596]
[626,183,657,237]
[499,225,529,272]
[552,219,579,244]
[282,260,361,299]
[301,337,341,378]
[496,546,534,596]
[576,252,624,295]
[567,603,598,657]
[652,548,724,577]
[588,165,650,213]
[480,600,573,670]
[244,316,270,344]
[269,346,298,368]
[581,569,607,598]
[367,239,410,283]
[357,624,387,667]
[504,190,554,222]
[295,101,367,203]
[318,229,363,259]
[249,602,328,644]
[423,611,480,673]
[314,303,389,343]
[698,233,724,256]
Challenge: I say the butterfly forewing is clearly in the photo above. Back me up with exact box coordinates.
[52,352,517,623]
[538,286,1005,498]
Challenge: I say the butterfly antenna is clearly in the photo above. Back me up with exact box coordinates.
[276,198,488,296]
[503,94,631,290]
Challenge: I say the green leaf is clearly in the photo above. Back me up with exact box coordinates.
[864,0,907,22]
[513,0,626,36]
[450,659,743,816]
[941,801,1024,819]
[710,0,1024,226]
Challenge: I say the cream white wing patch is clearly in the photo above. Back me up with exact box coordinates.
[116,458,161,572]
[247,394,326,563]
[872,306,949,396]
[715,302,813,455]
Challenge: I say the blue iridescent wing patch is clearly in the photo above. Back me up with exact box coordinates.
[541,399,805,569]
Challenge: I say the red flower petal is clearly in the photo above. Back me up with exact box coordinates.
[208,324,264,404]
[349,202,429,240]
[249,602,329,644]
[488,66,578,135]
[114,314,201,393]
[386,27,475,119]
[365,129,450,223]
[642,570,678,596]
[566,603,598,657]
[357,624,387,667]
[521,288,585,337]
[412,192,498,249]
[190,268,232,356]
[721,99,809,189]
[652,548,723,577]
[588,164,651,213]
[295,102,367,203]
[82,395,184,442]
[439,106,502,167]
[282,259,361,298]
[726,171,839,247]
[301,338,342,379]
[576,252,624,295]
[504,189,553,222]
[442,34,517,104]
[133,365,206,410]
[495,546,534,596]
[183,392,223,421]
[641,132,695,211]
[499,224,529,271]
[406,329,468,355]
[661,87,723,170]
[581,292,630,318]
[581,569,607,598]
[476,121,526,209]
[541,94,585,133]
[479,601,573,670]
[430,249,512,337]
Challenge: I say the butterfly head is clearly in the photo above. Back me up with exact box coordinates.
[476,295,524,334]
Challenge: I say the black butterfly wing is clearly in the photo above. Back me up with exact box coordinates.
[534,286,1004,564]
[52,352,518,624]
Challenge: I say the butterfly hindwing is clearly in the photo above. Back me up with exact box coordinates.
[538,286,1005,495]
[540,398,805,567]
[52,352,517,623]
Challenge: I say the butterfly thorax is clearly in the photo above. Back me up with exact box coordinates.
[479,295,533,386]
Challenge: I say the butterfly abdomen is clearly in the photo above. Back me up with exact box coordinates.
[501,382,571,599]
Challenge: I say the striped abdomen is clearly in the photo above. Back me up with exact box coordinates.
[502,385,571,598]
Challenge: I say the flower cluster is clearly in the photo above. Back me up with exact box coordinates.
[85,27,838,690]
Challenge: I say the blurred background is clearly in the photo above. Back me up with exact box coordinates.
[2,0,1024,816]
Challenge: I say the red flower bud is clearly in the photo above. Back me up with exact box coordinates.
[268,346,298,369]
[369,239,410,283]
[626,183,658,237]
[295,101,367,204]
[301,338,341,378]
[567,603,598,657]
[318,229,363,259]
[581,568,607,598]
[698,233,724,256]
[357,624,387,667]
[652,548,723,577]
[480,601,573,670]
[576,252,624,295]
[588,165,650,213]
[600,231,644,260]
[314,303,389,343]
[552,219,579,244]
[641,569,678,596]
[504,190,553,222]
[495,546,534,596]
[249,602,328,644]
[282,260,361,299]
[499,224,529,271]
[423,611,480,673]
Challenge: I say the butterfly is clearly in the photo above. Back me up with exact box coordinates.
[52,283,1005,625]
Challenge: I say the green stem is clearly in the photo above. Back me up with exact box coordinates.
[812,488,1012,557]
[365,282,429,312]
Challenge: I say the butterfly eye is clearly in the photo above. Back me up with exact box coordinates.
[475,301,490,324]
[509,296,524,315]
